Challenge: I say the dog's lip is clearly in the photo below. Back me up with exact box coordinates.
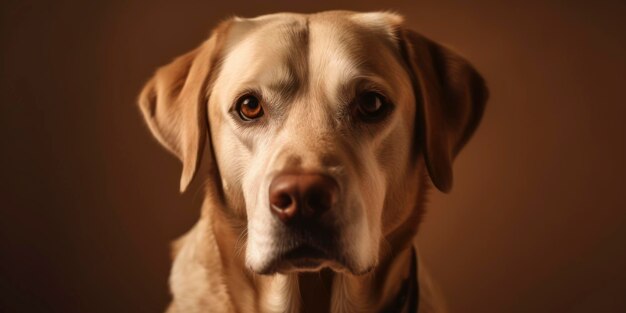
[257,244,336,274]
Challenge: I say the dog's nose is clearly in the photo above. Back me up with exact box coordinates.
[269,173,338,223]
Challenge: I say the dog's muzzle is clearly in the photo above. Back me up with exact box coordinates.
[260,172,345,273]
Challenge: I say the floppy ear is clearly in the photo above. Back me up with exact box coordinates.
[138,23,229,193]
[398,29,488,193]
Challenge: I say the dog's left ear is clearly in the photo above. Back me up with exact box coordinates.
[398,29,488,193]
[138,22,230,193]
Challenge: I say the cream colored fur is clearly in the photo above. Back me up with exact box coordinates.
[139,10,487,313]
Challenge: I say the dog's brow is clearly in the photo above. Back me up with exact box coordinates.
[266,68,300,95]
[331,74,396,107]
[235,64,301,107]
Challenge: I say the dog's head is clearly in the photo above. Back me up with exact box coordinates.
[139,11,487,275]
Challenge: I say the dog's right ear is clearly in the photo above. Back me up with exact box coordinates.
[138,22,231,193]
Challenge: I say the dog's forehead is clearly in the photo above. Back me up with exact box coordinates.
[227,11,402,43]
[218,11,407,102]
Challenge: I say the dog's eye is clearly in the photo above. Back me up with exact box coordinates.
[355,92,390,122]
[236,95,264,121]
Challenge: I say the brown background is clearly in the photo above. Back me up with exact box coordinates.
[1,0,624,312]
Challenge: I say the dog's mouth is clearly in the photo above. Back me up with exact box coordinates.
[256,243,335,274]
[251,235,374,275]
[251,218,366,275]
[283,244,333,268]
[254,226,354,275]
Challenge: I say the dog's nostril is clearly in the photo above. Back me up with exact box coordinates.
[273,193,293,210]
[304,189,332,215]
[269,179,299,222]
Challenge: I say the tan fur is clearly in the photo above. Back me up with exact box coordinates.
[139,10,487,313]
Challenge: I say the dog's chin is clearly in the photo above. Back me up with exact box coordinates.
[250,244,374,275]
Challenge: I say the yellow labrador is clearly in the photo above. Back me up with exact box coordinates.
[138,10,487,313]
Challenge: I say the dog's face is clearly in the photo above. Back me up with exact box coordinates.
[210,12,417,274]
[139,11,487,275]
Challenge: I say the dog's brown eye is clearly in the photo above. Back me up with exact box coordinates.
[355,92,389,122]
[237,95,264,121]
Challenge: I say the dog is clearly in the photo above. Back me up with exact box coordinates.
[138,10,487,313]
